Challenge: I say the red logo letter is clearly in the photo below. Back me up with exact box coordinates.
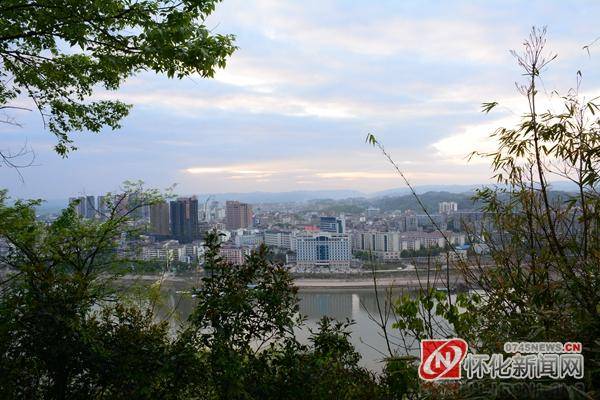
[419,339,468,380]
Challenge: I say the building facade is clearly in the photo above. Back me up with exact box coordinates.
[234,230,264,248]
[150,201,170,236]
[439,201,458,214]
[294,232,351,268]
[353,231,466,260]
[225,201,253,230]
[319,216,345,233]
[170,197,199,244]
[264,230,294,250]
[96,195,109,220]
[69,196,96,219]
[219,246,251,265]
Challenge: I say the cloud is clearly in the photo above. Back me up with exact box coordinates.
[429,88,600,167]
[213,55,329,92]
[8,1,600,198]
[177,148,494,193]
[97,85,482,123]
[97,90,359,119]
[186,166,275,175]
[315,171,398,180]
[430,116,515,164]
[223,1,522,63]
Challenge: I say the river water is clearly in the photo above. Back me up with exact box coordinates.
[151,281,419,371]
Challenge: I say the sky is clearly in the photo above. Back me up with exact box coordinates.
[3,0,600,199]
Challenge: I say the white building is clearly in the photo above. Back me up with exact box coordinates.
[219,246,251,265]
[177,244,201,264]
[294,232,351,268]
[234,230,264,248]
[353,231,465,260]
[439,201,458,214]
[141,240,203,264]
[264,230,294,250]
[141,240,180,261]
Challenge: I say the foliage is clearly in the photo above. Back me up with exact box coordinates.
[244,318,381,400]
[378,357,419,400]
[0,184,198,399]
[399,247,444,258]
[0,199,395,399]
[190,231,300,350]
[186,230,301,398]
[392,289,481,347]
[354,250,372,261]
[371,27,600,397]
[466,28,600,364]
[0,0,236,155]
[6,15,600,399]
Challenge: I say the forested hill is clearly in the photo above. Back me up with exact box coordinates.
[371,191,478,212]
[313,191,478,214]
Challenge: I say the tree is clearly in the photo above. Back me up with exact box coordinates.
[183,232,385,400]
[0,191,391,399]
[0,0,235,157]
[187,231,301,399]
[465,28,600,384]
[0,183,192,399]
[369,28,600,397]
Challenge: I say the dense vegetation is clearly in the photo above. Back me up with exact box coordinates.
[0,190,403,399]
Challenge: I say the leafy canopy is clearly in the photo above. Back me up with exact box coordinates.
[0,0,236,155]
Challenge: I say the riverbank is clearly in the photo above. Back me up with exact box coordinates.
[118,272,468,290]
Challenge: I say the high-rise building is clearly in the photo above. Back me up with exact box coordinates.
[225,201,253,230]
[150,201,170,236]
[69,197,84,217]
[84,196,96,219]
[170,197,199,243]
[319,216,345,233]
[205,201,226,222]
[124,191,151,221]
[400,210,418,232]
[96,194,134,220]
[97,195,109,220]
[69,196,95,219]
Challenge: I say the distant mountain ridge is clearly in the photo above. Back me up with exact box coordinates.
[201,190,366,203]
[203,185,490,203]
[371,184,484,197]
[34,181,579,214]
[373,181,578,197]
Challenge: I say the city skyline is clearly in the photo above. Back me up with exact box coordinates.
[31,179,582,206]
[3,1,600,199]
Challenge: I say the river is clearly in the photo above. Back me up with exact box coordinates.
[149,280,423,372]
